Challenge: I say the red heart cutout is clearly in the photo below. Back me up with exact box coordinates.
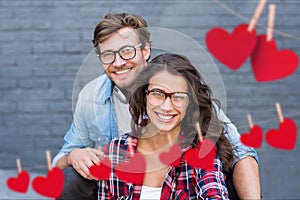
[240,125,263,148]
[265,118,297,150]
[115,153,146,185]
[159,144,181,167]
[251,35,299,82]
[184,138,216,170]
[206,24,257,70]
[6,171,30,193]
[89,157,112,180]
[32,167,64,198]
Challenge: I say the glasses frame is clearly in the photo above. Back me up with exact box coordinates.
[97,43,142,65]
[145,89,189,108]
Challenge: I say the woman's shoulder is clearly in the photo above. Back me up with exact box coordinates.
[192,156,223,174]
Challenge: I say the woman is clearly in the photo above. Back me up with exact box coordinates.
[98,53,233,199]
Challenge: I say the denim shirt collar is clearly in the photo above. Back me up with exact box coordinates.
[95,74,114,104]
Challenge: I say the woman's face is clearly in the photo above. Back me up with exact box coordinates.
[146,71,189,135]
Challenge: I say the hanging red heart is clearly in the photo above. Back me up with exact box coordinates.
[206,24,257,70]
[89,157,112,180]
[265,118,297,150]
[184,138,216,170]
[159,144,181,167]
[240,125,263,148]
[32,167,64,198]
[251,35,299,82]
[6,170,30,193]
[115,153,146,185]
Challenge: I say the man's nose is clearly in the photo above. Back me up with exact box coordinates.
[112,53,126,67]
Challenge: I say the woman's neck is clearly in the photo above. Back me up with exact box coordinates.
[137,129,180,154]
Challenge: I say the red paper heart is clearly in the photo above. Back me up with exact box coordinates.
[7,171,30,193]
[89,157,112,180]
[251,35,299,82]
[184,138,216,170]
[206,24,257,70]
[115,153,146,185]
[240,125,263,148]
[265,118,297,150]
[159,144,181,167]
[32,167,64,198]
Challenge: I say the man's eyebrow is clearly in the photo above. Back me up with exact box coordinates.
[100,44,134,53]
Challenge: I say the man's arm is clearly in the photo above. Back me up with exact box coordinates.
[55,155,69,169]
[52,78,100,171]
[216,107,261,198]
[233,156,261,199]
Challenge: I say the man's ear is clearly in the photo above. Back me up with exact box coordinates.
[142,42,151,61]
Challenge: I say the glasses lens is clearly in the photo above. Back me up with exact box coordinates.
[148,91,165,106]
[99,45,137,64]
[119,46,136,60]
[171,93,189,107]
[100,51,115,64]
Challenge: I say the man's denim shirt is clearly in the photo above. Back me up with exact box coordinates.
[52,74,258,168]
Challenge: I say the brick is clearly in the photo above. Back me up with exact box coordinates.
[49,78,74,91]
[0,56,17,66]
[0,67,32,78]
[0,79,17,89]
[0,7,13,19]
[0,102,17,113]
[3,89,65,101]
[17,102,48,113]
[32,66,65,77]
[0,154,18,169]
[17,79,49,89]
[32,42,64,54]
[49,101,72,113]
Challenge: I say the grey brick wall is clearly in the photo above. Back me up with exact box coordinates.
[1,0,299,198]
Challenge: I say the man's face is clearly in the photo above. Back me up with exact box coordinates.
[98,27,150,89]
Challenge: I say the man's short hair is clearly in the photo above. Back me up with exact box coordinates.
[93,13,150,54]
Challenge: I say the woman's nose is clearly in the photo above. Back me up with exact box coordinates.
[160,97,173,111]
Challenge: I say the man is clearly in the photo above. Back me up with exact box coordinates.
[53,13,261,200]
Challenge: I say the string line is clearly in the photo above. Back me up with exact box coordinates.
[212,0,300,40]
[3,111,299,171]
[237,110,300,130]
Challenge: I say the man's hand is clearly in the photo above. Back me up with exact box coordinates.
[67,148,103,180]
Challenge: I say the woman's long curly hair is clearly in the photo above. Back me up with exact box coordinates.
[129,53,233,169]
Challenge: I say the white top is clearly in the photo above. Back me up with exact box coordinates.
[140,185,162,200]
[112,86,132,136]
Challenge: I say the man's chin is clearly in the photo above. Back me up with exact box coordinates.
[114,79,133,90]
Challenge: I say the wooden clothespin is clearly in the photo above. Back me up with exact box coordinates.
[248,0,267,32]
[46,150,52,171]
[275,102,284,123]
[267,4,276,41]
[16,158,22,174]
[247,114,254,129]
